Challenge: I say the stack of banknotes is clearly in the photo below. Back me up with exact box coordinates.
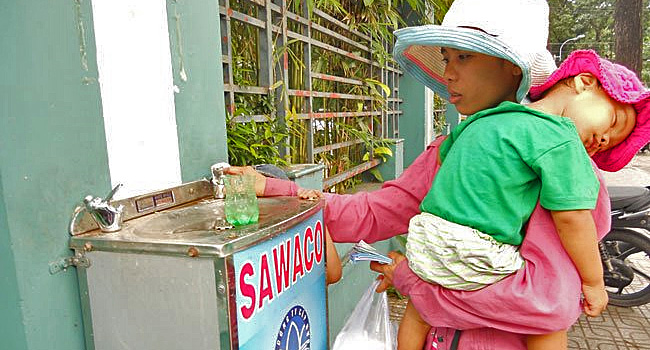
[349,240,392,264]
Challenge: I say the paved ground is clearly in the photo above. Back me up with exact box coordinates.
[568,153,650,350]
[366,152,650,349]
[601,152,650,187]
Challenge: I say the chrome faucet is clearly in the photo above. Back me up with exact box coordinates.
[70,184,125,234]
[211,162,230,199]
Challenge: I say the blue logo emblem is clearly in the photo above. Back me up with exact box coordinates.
[275,305,310,350]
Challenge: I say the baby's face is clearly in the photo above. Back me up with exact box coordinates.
[565,88,636,156]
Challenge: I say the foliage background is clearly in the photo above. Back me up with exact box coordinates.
[224,0,649,194]
[224,0,453,192]
[547,0,650,84]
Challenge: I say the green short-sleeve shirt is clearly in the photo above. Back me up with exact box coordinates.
[420,101,599,245]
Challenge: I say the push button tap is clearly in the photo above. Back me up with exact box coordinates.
[211,162,230,199]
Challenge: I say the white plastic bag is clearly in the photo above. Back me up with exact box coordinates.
[332,280,395,350]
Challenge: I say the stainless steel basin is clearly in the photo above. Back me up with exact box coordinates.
[132,199,229,239]
[70,178,323,257]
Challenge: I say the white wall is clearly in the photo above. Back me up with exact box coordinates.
[92,0,181,198]
[424,87,435,146]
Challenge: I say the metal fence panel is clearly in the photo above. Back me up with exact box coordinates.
[220,0,403,190]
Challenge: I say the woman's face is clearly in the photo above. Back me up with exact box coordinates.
[441,47,522,115]
[565,88,637,156]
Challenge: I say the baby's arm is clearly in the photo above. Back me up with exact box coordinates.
[325,229,342,284]
[295,189,342,284]
[550,209,607,316]
[399,301,431,350]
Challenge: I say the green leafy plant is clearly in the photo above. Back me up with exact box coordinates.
[226,116,290,166]
[225,0,452,191]
[433,93,448,135]
[226,90,290,166]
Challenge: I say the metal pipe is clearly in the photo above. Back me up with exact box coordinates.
[558,34,586,62]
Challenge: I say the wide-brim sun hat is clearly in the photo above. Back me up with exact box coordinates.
[393,0,555,103]
[529,49,650,172]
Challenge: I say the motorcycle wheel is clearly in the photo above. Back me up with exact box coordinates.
[603,229,650,307]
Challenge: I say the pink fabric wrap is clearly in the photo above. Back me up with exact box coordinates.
[529,49,650,172]
[264,137,612,349]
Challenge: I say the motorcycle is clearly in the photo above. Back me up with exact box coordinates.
[602,186,650,307]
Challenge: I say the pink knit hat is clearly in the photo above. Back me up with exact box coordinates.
[529,50,650,172]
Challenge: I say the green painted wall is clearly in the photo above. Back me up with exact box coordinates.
[1,1,109,349]
[0,172,28,350]
[445,102,460,131]
[376,138,404,181]
[395,3,431,169]
[399,74,427,167]
[167,0,229,181]
[1,1,229,349]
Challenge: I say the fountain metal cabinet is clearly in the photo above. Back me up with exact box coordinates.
[69,179,327,350]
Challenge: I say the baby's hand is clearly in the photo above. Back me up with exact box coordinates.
[582,282,608,317]
[297,188,323,201]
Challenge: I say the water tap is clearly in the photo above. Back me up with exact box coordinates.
[78,184,125,233]
[211,162,230,199]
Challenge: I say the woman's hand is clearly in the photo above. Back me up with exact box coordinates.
[224,166,267,196]
[297,188,324,200]
[369,251,406,293]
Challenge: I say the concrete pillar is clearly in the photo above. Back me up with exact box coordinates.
[1,2,107,348]
[0,1,228,348]
[399,73,427,167]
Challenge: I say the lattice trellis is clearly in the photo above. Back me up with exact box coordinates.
[220,0,403,190]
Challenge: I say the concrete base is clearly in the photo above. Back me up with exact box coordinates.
[285,163,326,190]
[376,138,404,181]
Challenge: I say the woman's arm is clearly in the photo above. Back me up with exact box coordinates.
[320,138,443,243]
[261,137,444,243]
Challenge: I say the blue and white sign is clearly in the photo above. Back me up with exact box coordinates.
[275,305,311,350]
[233,211,327,350]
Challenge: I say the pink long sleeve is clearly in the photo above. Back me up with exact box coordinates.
[393,162,610,338]
[320,138,443,242]
[263,136,612,348]
[311,136,611,335]
[264,138,442,242]
[264,177,299,196]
